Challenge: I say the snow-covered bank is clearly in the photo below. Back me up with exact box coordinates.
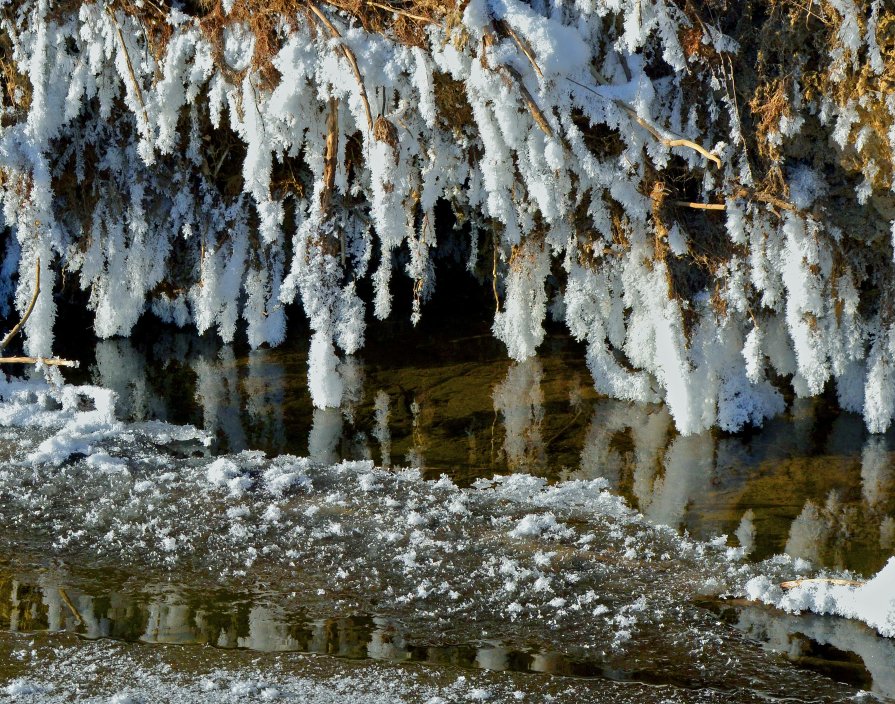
[746,559,895,639]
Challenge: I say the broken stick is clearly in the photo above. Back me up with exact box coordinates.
[0,257,79,368]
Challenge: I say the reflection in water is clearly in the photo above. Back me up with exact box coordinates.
[720,603,895,700]
[372,390,391,468]
[192,346,247,452]
[309,408,342,466]
[492,359,545,472]
[0,575,608,679]
[86,333,895,576]
[244,349,287,455]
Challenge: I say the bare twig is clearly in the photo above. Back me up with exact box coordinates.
[735,187,797,212]
[308,1,374,132]
[0,356,79,367]
[780,578,865,590]
[0,257,40,351]
[492,234,500,314]
[566,76,722,168]
[365,0,435,24]
[321,97,339,214]
[0,257,78,367]
[106,8,151,129]
[494,19,543,79]
[672,200,726,211]
[500,64,553,138]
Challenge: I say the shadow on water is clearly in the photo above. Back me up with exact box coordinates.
[71,325,895,577]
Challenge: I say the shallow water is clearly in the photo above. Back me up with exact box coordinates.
[1,320,894,701]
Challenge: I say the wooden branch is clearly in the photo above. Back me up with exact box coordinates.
[0,356,79,367]
[492,235,500,314]
[494,19,543,80]
[734,187,797,212]
[308,1,374,132]
[365,0,435,24]
[0,256,81,368]
[106,8,150,129]
[618,101,723,168]
[565,76,722,168]
[672,200,726,211]
[321,97,339,215]
[780,578,865,590]
[500,64,553,138]
[0,257,39,351]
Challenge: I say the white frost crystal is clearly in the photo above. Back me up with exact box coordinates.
[0,0,893,431]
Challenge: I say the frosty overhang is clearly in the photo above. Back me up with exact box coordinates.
[1,0,895,435]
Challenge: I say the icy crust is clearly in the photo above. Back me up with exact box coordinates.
[0,632,850,704]
[0,0,894,434]
[0,376,209,466]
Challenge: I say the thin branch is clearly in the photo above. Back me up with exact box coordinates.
[365,0,435,24]
[494,19,543,80]
[672,200,726,211]
[0,256,39,351]
[500,64,553,138]
[106,8,151,130]
[566,76,723,168]
[735,187,797,212]
[780,578,864,590]
[492,234,500,314]
[308,1,374,132]
[0,356,79,367]
[321,96,339,215]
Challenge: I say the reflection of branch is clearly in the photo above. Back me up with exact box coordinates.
[59,588,84,626]
[308,1,374,131]
[566,77,722,168]
[0,257,39,350]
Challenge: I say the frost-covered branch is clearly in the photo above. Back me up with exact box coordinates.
[1,0,895,434]
[0,256,39,351]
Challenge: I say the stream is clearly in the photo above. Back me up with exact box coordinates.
[0,319,893,702]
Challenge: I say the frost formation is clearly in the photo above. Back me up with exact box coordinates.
[1,0,895,434]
